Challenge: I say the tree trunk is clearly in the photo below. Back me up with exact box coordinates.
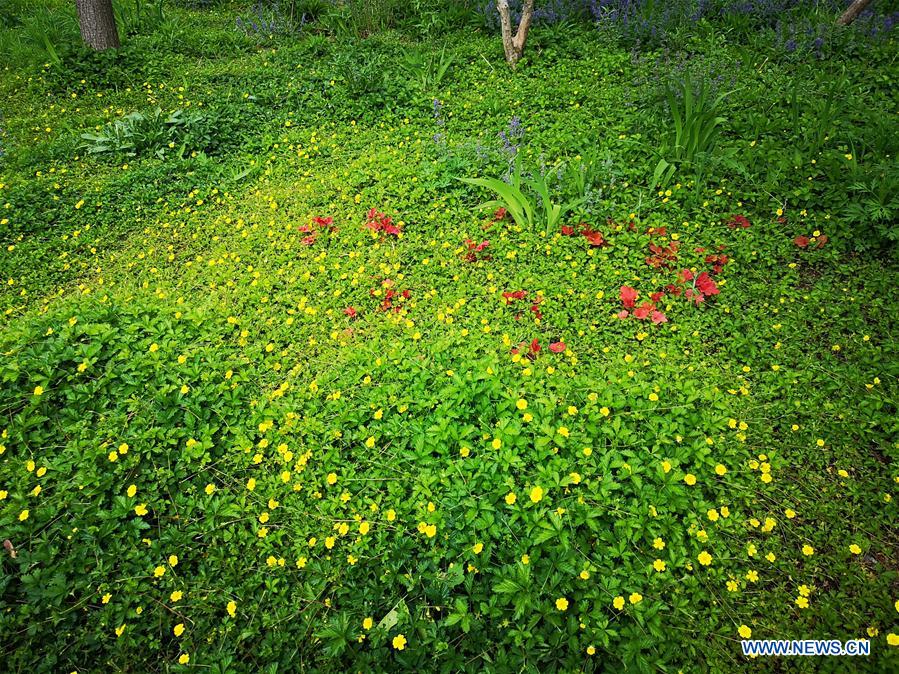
[76,0,120,50]
[837,0,874,25]
[497,0,535,68]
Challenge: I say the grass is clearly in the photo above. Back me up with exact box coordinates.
[0,1,898,672]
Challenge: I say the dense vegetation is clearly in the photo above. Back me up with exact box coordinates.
[1,1,898,672]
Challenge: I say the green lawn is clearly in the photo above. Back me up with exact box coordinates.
[1,2,898,672]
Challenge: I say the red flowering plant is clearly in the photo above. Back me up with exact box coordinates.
[364,208,401,238]
[794,232,828,249]
[646,240,680,269]
[678,269,720,305]
[727,214,751,229]
[298,215,338,246]
[510,338,566,360]
[501,290,543,320]
[370,278,410,313]
[580,224,608,247]
[462,239,490,262]
[616,285,668,324]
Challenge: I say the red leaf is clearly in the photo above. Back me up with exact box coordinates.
[620,285,638,309]
[582,229,606,247]
[695,272,719,297]
[651,310,668,324]
[502,290,527,303]
[617,309,629,319]
[727,214,751,229]
[561,225,576,236]
[815,234,828,249]
[344,306,357,318]
[530,339,541,355]
[549,341,566,353]
[794,235,810,248]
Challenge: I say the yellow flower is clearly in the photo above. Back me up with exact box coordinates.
[684,473,696,486]
[170,590,183,602]
[127,484,137,498]
[739,625,752,639]
[529,486,544,503]
[653,537,665,550]
[888,633,899,646]
[392,634,407,650]
[108,451,118,462]
[661,460,671,473]
[600,407,610,417]
[795,596,809,609]
[135,504,148,516]
[505,492,517,505]
[115,624,126,637]
[472,542,484,554]
[169,555,178,567]
[363,617,373,630]
[33,385,44,396]
[227,601,237,617]
[327,472,338,485]
[613,596,625,610]
[154,566,166,577]
[386,509,396,521]
[653,559,666,572]
[491,438,502,449]
[555,597,569,611]
[359,521,370,535]
[516,398,527,410]
[557,426,570,438]
[173,623,185,637]
[204,483,216,495]
[802,544,814,556]
[698,551,712,566]
[628,592,643,604]
[178,654,190,664]
[715,464,726,475]
[149,343,159,353]
[102,593,112,604]
[18,509,29,521]
[849,544,862,555]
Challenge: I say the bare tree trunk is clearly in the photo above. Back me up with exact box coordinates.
[76,0,120,50]
[837,0,874,25]
[497,0,535,68]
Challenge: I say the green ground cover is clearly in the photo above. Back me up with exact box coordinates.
[1,1,898,671]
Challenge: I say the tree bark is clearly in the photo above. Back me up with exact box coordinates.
[837,0,874,25]
[497,0,535,68]
[76,0,120,50]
